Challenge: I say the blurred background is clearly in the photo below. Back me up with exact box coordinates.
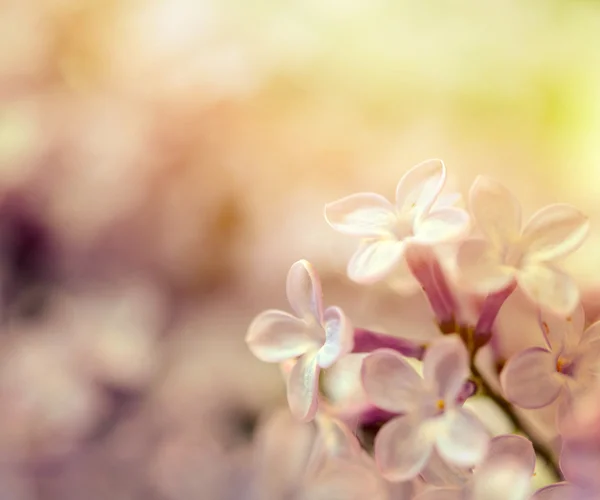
[1,0,600,498]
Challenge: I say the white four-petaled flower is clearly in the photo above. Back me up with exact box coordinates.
[324,159,470,285]
[361,336,489,481]
[457,176,589,315]
[246,260,354,421]
[500,303,600,409]
[414,434,536,500]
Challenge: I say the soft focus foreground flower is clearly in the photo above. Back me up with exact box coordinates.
[246,260,354,421]
[361,336,489,481]
[558,382,600,492]
[500,303,600,409]
[252,409,409,500]
[457,176,589,315]
[415,434,535,500]
[324,159,469,285]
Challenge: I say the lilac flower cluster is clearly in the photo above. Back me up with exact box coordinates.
[246,160,597,499]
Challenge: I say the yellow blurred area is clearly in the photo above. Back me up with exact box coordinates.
[1,0,600,497]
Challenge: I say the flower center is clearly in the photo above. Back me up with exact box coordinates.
[501,243,524,268]
[556,356,575,377]
[436,399,445,411]
[391,215,414,241]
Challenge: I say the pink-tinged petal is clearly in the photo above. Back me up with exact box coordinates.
[522,204,590,262]
[531,483,580,500]
[317,306,354,369]
[375,414,434,481]
[420,449,471,487]
[468,176,521,246]
[361,349,423,414]
[304,459,387,500]
[456,238,516,293]
[413,207,471,244]
[413,488,463,500]
[435,192,463,209]
[246,310,314,362]
[500,347,562,409]
[518,263,580,316]
[560,440,600,488]
[347,239,405,284]
[324,193,396,237]
[314,415,362,460]
[470,458,532,500]
[253,408,317,496]
[486,435,536,474]
[422,336,469,405]
[286,260,324,323]
[436,408,489,467]
[538,303,585,352]
[396,159,446,220]
[287,351,320,422]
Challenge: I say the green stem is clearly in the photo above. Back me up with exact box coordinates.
[470,363,563,481]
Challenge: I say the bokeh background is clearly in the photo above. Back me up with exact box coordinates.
[1,0,600,498]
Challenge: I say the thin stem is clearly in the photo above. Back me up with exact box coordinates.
[470,362,563,481]
[352,328,425,359]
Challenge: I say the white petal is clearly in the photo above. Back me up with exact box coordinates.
[347,239,405,284]
[287,351,320,422]
[375,415,434,481]
[413,488,463,500]
[253,408,317,496]
[314,415,362,460]
[436,408,489,467]
[518,263,580,316]
[468,175,521,246]
[422,336,469,405]
[287,260,324,324]
[304,459,387,500]
[361,349,423,414]
[522,204,589,262]
[471,458,532,500]
[420,449,471,487]
[246,310,314,362]
[413,207,471,244]
[500,347,562,409]
[487,435,536,474]
[324,193,397,237]
[456,238,516,294]
[396,159,446,219]
[317,306,354,369]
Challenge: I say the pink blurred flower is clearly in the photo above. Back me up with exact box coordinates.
[252,409,411,500]
[457,176,589,315]
[361,336,489,481]
[324,159,469,285]
[415,434,535,500]
[246,260,354,421]
[558,383,600,492]
[500,303,600,409]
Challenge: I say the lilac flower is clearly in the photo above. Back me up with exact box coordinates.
[361,336,489,481]
[415,434,536,500]
[558,383,600,492]
[324,159,470,285]
[500,304,600,409]
[246,260,354,421]
[253,409,411,500]
[457,176,589,315]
